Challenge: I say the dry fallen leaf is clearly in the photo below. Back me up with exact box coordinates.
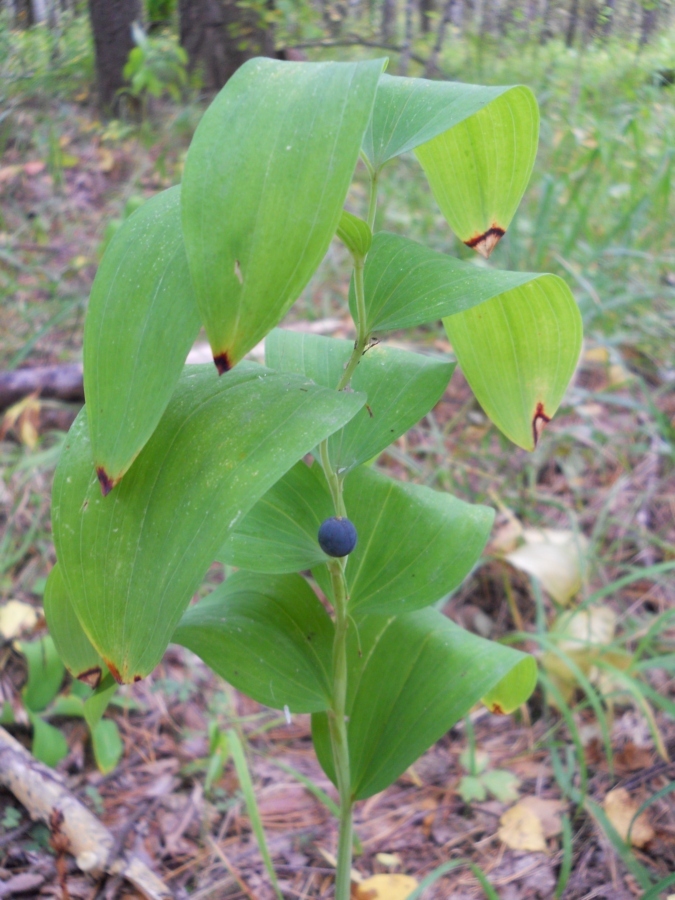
[354,874,419,900]
[375,853,402,869]
[0,600,38,641]
[498,802,547,852]
[603,788,654,848]
[1,393,41,449]
[518,797,566,838]
[505,528,588,605]
[23,160,46,176]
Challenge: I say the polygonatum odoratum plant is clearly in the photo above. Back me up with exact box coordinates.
[45,58,582,898]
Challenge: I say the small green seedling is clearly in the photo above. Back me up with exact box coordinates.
[458,718,520,804]
[45,58,582,897]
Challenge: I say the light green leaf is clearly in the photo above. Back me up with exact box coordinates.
[18,636,64,714]
[83,678,118,731]
[52,364,365,684]
[314,466,494,616]
[312,608,537,798]
[482,769,520,802]
[350,231,550,334]
[181,57,384,372]
[91,719,123,774]
[459,775,487,803]
[414,87,539,256]
[30,713,69,767]
[336,210,372,258]
[444,277,583,450]
[364,73,518,169]
[219,460,334,574]
[44,563,104,688]
[482,659,538,715]
[266,329,455,473]
[173,572,334,713]
[83,186,200,493]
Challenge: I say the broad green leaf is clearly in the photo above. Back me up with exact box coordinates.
[83,186,200,494]
[266,329,455,473]
[314,466,494,616]
[30,713,69,767]
[18,636,64,713]
[414,87,539,256]
[91,719,123,774]
[44,564,104,688]
[312,609,536,798]
[173,572,334,713]
[336,210,372,258]
[181,57,384,372]
[219,460,334,574]
[351,231,554,334]
[443,277,583,450]
[364,73,518,169]
[52,364,365,684]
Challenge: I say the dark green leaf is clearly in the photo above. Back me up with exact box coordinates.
[313,609,536,798]
[266,329,455,473]
[219,460,334,574]
[315,466,494,616]
[350,231,550,334]
[52,364,364,683]
[44,563,104,688]
[83,187,201,492]
[173,572,334,713]
[181,58,384,371]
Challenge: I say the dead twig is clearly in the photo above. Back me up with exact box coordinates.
[0,726,173,900]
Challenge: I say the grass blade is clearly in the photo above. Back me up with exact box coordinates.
[227,729,283,900]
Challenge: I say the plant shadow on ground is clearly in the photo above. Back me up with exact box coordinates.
[0,13,674,900]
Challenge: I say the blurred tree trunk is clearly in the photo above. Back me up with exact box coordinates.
[419,0,434,32]
[639,2,658,45]
[88,0,140,113]
[13,0,35,27]
[179,0,276,92]
[424,0,453,76]
[565,0,579,44]
[399,0,416,74]
[381,0,397,41]
[600,0,615,36]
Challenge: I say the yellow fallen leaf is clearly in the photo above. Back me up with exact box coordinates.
[375,853,401,869]
[584,346,609,364]
[505,528,588,606]
[0,601,38,641]
[603,788,654,848]
[518,797,565,838]
[1,394,41,449]
[498,802,547,852]
[98,148,115,173]
[355,874,419,900]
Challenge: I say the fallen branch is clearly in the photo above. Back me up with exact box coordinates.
[0,726,173,900]
[0,364,84,411]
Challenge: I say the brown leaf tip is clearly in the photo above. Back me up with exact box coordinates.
[133,675,142,683]
[105,659,124,684]
[96,467,114,497]
[532,402,551,447]
[489,703,506,715]
[465,225,506,259]
[77,666,102,689]
[213,352,232,375]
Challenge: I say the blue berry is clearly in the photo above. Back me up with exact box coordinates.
[318,517,358,557]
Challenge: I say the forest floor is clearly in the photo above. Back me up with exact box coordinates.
[1,38,675,900]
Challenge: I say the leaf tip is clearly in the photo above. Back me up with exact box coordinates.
[77,667,102,689]
[532,402,551,448]
[96,467,115,497]
[213,352,232,375]
[464,225,505,258]
[104,659,124,684]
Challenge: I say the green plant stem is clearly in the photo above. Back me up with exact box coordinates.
[337,260,369,392]
[327,558,353,900]
[366,168,379,231]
